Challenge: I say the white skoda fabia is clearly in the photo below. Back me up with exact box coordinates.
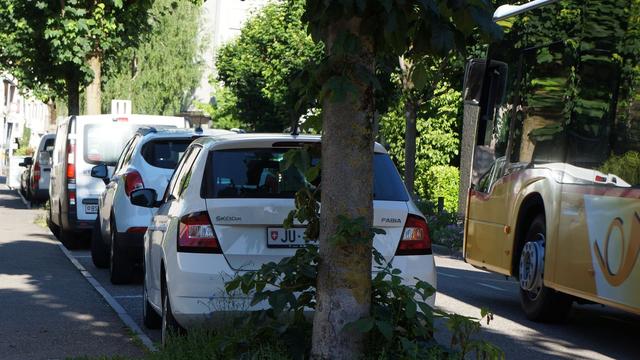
[131,133,437,343]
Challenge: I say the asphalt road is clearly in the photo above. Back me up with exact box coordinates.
[3,179,638,359]
[434,255,640,359]
[0,182,145,360]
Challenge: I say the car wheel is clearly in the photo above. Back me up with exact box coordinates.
[60,229,81,250]
[143,263,161,329]
[161,278,184,347]
[109,223,133,284]
[91,219,109,268]
[47,207,60,239]
[519,214,572,322]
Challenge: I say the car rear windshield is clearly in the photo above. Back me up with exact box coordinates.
[203,148,409,201]
[141,139,192,169]
[84,124,138,165]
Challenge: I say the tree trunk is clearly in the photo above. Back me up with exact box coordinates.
[47,100,57,130]
[66,72,80,116]
[311,18,375,360]
[86,54,101,115]
[404,98,417,196]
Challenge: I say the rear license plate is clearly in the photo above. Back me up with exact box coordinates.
[267,227,307,248]
[85,204,98,214]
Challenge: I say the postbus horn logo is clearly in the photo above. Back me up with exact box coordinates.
[593,211,640,287]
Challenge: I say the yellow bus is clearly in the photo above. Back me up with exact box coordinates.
[460,0,640,321]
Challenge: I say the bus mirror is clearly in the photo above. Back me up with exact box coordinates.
[463,59,508,108]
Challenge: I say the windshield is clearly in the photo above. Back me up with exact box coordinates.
[203,149,409,201]
[84,124,138,166]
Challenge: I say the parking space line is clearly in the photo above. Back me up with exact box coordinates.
[113,295,143,299]
[73,255,92,258]
[478,282,506,292]
[57,243,157,352]
[438,272,460,278]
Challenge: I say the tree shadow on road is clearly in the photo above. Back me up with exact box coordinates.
[435,264,640,360]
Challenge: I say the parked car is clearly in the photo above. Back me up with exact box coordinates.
[28,133,56,203]
[47,114,190,249]
[18,156,34,199]
[90,127,232,284]
[131,133,437,343]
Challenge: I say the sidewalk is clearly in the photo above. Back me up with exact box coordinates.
[0,181,144,360]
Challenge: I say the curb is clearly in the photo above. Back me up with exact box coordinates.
[56,243,158,352]
[10,186,31,209]
[432,243,463,258]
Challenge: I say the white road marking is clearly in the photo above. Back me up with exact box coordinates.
[57,243,157,352]
[73,255,92,258]
[478,282,506,292]
[438,272,460,278]
[113,295,143,299]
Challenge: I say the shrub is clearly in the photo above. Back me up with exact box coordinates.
[420,165,460,214]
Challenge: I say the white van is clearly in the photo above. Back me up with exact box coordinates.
[47,114,189,249]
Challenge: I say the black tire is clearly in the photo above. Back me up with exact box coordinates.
[161,278,184,347]
[143,263,161,329]
[109,223,133,284]
[60,229,81,250]
[91,219,109,268]
[519,215,573,322]
[47,207,60,239]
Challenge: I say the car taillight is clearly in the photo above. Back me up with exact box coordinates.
[178,212,221,253]
[124,170,144,196]
[69,190,76,206]
[66,141,76,181]
[32,161,41,187]
[396,215,431,256]
[126,227,148,234]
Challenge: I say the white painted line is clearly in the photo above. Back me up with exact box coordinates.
[73,255,93,258]
[14,188,31,209]
[438,272,460,279]
[57,243,157,352]
[113,295,144,299]
[478,282,506,292]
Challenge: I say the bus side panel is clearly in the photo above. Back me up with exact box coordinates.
[557,186,640,311]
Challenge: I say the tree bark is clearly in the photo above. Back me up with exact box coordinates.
[404,98,417,196]
[311,18,375,360]
[47,100,57,130]
[86,53,102,115]
[66,71,80,116]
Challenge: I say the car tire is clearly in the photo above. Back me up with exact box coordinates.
[109,223,133,284]
[143,265,161,329]
[47,207,60,239]
[91,219,109,268]
[519,215,572,322]
[161,278,184,347]
[60,229,81,250]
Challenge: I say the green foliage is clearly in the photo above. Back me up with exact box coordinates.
[101,0,202,115]
[194,84,244,130]
[0,0,169,102]
[224,243,502,359]
[421,166,460,214]
[216,0,323,132]
[599,151,640,186]
[380,83,462,201]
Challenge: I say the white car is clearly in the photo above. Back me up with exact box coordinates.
[90,127,232,284]
[130,134,436,343]
[48,114,190,249]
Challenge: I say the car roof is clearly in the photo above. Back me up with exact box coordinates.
[192,133,388,153]
[135,127,233,139]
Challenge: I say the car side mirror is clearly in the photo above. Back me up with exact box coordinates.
[130,188,160,208]
[19,157,33,167]
[91,164,110,185]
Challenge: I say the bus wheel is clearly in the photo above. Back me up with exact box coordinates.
[519,215,572,322]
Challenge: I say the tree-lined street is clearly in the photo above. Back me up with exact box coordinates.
[1,181,637,359]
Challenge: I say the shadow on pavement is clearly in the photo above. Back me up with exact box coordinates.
[436,265,639,359]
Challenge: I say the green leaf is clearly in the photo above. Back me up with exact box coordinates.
[405,300,417,319]
[347,317,375,333]
[376,320,393,340]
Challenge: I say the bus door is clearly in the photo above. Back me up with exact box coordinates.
[462,59,516,275]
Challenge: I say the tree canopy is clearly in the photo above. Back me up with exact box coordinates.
[215,0,324,132]
[101,0,203,115]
